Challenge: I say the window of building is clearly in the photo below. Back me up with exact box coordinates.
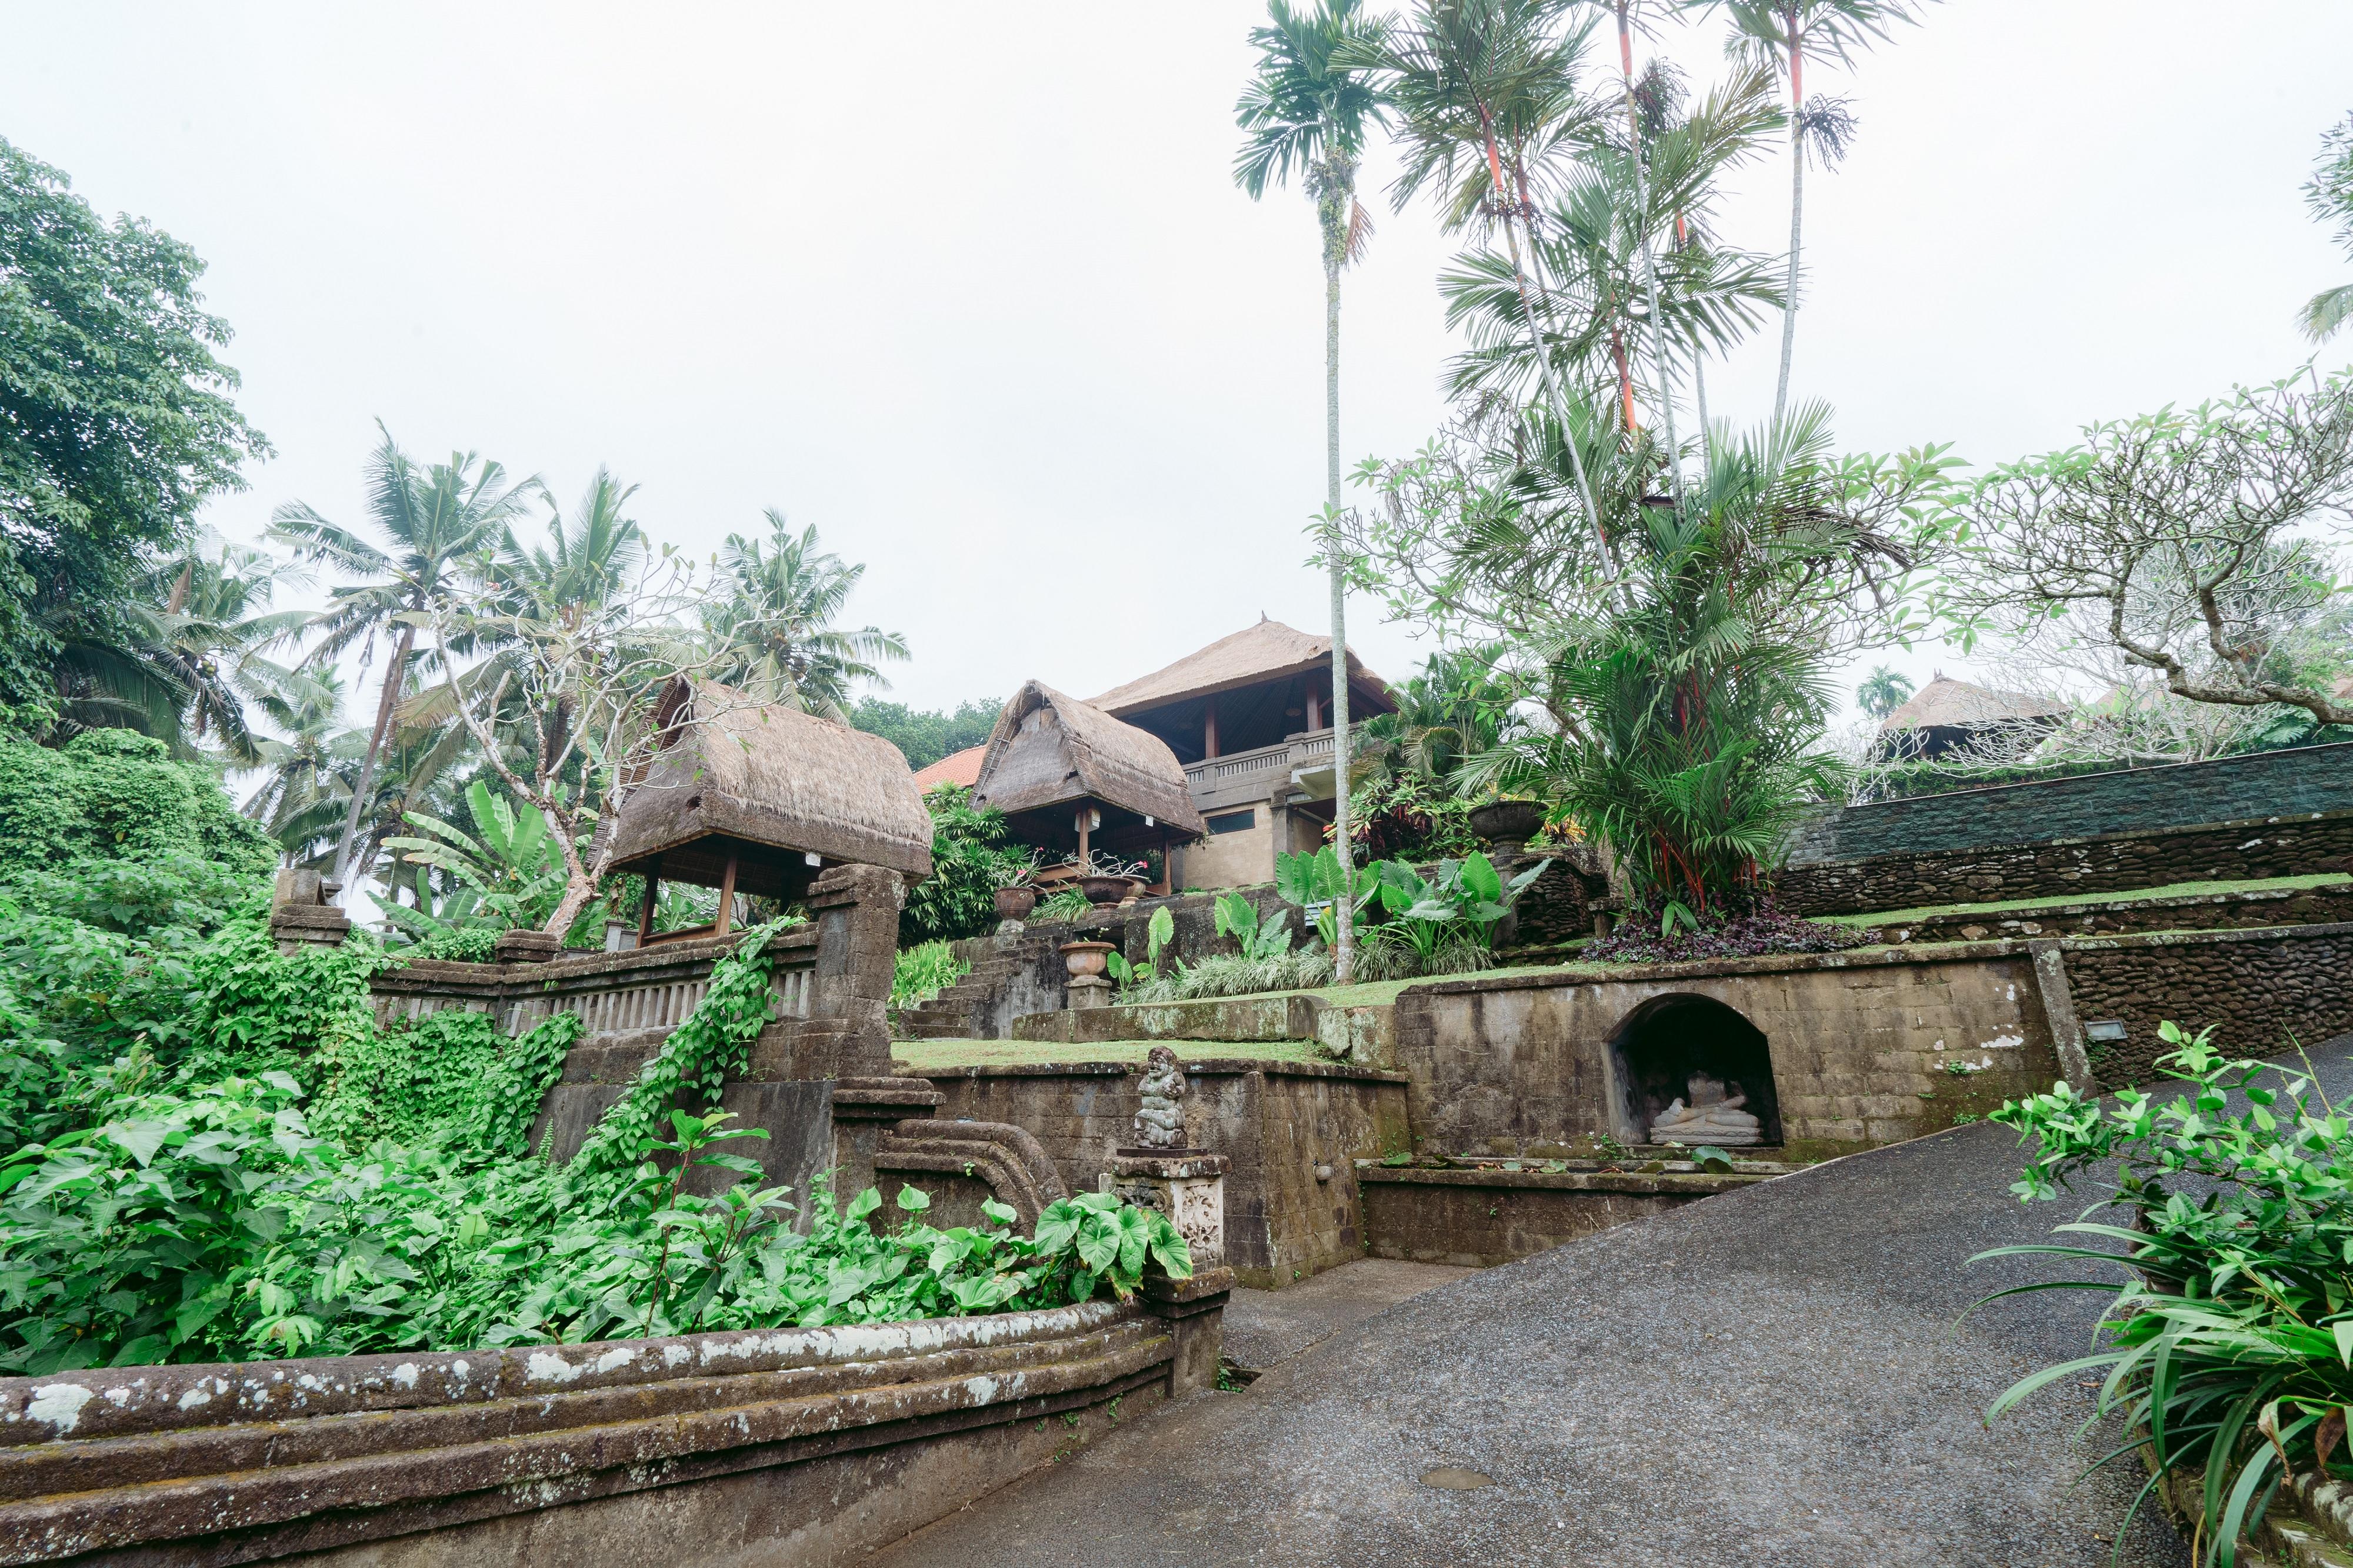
[1205,809,1255,835]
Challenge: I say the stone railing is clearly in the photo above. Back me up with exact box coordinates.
[1182,728,1339,812]
[368,928,818,1043]
[0,1283,1231,1566]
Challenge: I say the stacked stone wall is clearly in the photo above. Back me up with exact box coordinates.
[2059,923,2353,1090]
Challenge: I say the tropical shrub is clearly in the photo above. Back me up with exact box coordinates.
[893,940,969,1011]
[1978,1023,2353,1562]
[1213,890,1294,962]
[0,732,273,880]
[899,785,1026,945]
[1105,905,1175,993]
[1585,902,1863,965]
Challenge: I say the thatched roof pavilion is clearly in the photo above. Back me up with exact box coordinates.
[970,682,1206,882]
[605,678,933,943]
[1877,673,2065,759]
[1085,616,1394,763]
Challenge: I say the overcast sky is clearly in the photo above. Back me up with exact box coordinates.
[5,1,2350,727]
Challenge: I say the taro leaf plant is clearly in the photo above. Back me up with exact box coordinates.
[1214,890,1295,963]
[1364,850,1547,954]
[1105,905,1177,993]
[1277,844,1382,949]
[1974,1022,2353,1566]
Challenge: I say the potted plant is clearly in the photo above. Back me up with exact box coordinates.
[1074,851,1148,906]
[991,849,1044,922]
[1058,938,1117,978]
[1468,795,1548,857]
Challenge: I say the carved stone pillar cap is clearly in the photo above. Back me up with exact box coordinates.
[1111,1150,1230,1180]
[494,929,564,964]
[1142,1264,1235,1309]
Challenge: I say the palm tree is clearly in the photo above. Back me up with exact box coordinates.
[1699,0,1915,429]
[495,469,646,626]
[1855,665,1911,719]
[1236,0,1389,985]
[272,426,534,888]
[1437,64,1783,427]
[46,531,315,763]
[243,670,358,864]
[1352,0,1619,572]
[698,512,908,718]
[2303,113,2353,342]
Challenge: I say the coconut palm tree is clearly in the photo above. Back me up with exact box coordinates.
[1235,0,1389,985]
[271,426,535,887]
[46,531,315,763]
[2303,112,2353,342]
[698,512,908,719]
[1855,665,1911,719]
[1698,0,1916,429]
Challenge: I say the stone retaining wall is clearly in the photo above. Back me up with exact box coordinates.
[2055,923,2353,1089]
[1855,878,2353,945]
[915,1060,1411,1289]
[0,1286,1231,1567]
[1357,1162,1769,1267]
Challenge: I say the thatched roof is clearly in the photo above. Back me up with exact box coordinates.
[911,744,986,794]
[970,683,1208,837]
[1879,675,2064,732]
[1085,617,1395,720]
[604,677,934,895]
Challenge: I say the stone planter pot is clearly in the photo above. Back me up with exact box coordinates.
[1469,799,1548,856]
[1081,875,1141,906]
[1059,940,1116,979]
[994,886,1038,922]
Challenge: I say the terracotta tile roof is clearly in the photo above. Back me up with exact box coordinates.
[911,744,987,793]
[1084,616,1394,718]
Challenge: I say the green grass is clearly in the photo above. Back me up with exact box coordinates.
[892,1037,1335,1072]
[1820,872,2351,929]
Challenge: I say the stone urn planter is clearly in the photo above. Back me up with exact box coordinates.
[994,886,1038,922]
[1059,940,1116,979]
[1468,799,1547,856]
[1081,875,1142,906]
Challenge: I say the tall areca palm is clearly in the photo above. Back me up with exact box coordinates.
[271,425,535,886]
[1236,0,1389,985]
[1353,0,1618,572]
[699,512,908,718]
[1437,63,1782,426]
[1700,0,1917,428]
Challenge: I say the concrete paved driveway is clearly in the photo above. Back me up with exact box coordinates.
[868,1076,2255,1568]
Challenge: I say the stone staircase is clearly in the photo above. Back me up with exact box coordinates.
[899,928,1066,1040]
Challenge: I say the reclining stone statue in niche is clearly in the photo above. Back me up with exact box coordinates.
[1648,1070,1763,1146]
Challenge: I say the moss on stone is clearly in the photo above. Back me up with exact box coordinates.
[892,1037,1333,1072]
[1818,872,2352,929]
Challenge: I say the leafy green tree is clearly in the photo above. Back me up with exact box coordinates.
[1854,665,1911,719]
[1237,0,1391,983]
[1695,0,1920,428]
[0,729,273,880]
[272,426,536,886]
[699,512,908,719]
[2303,112,2353,342]
[899,785,1024,946]
[0,137,271,733]
[849,697,1001,772]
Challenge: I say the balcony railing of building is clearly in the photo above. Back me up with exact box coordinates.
[1183,728,1339,809]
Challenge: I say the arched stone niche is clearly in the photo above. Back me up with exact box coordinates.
[1605,992,1782,1147]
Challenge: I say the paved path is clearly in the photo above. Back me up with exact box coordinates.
[1219,1258,1474,1373]
[869,1067,2292,1568]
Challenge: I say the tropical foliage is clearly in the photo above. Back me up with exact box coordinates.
[1980,1023,2353,1564]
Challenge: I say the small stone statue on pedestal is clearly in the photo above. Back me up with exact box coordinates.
[1648,1070,1763,1146]
[1132,1045,1187,1150]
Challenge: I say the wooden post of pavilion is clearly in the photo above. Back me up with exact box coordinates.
[635,855,662,946]
[714,852,739,936]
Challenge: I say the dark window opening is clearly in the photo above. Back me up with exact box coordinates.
[1205,809,1256,835]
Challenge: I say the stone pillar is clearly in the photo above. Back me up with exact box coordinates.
[2027,938,2097,1092]
[806,863,901,1080]
[1113,1150,1235,1399]
[494,929,562,965]
[1066,976,1112,1009]
[269,869,351,955]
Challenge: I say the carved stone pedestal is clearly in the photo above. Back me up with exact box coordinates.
[268,869,350,955]
[1066,976,1113,1009]
[1106,1150,1230,1269]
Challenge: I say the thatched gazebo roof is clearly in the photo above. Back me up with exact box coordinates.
[604,677,934,900]
[1879,674,2064,732]
[971,682,1207,843]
